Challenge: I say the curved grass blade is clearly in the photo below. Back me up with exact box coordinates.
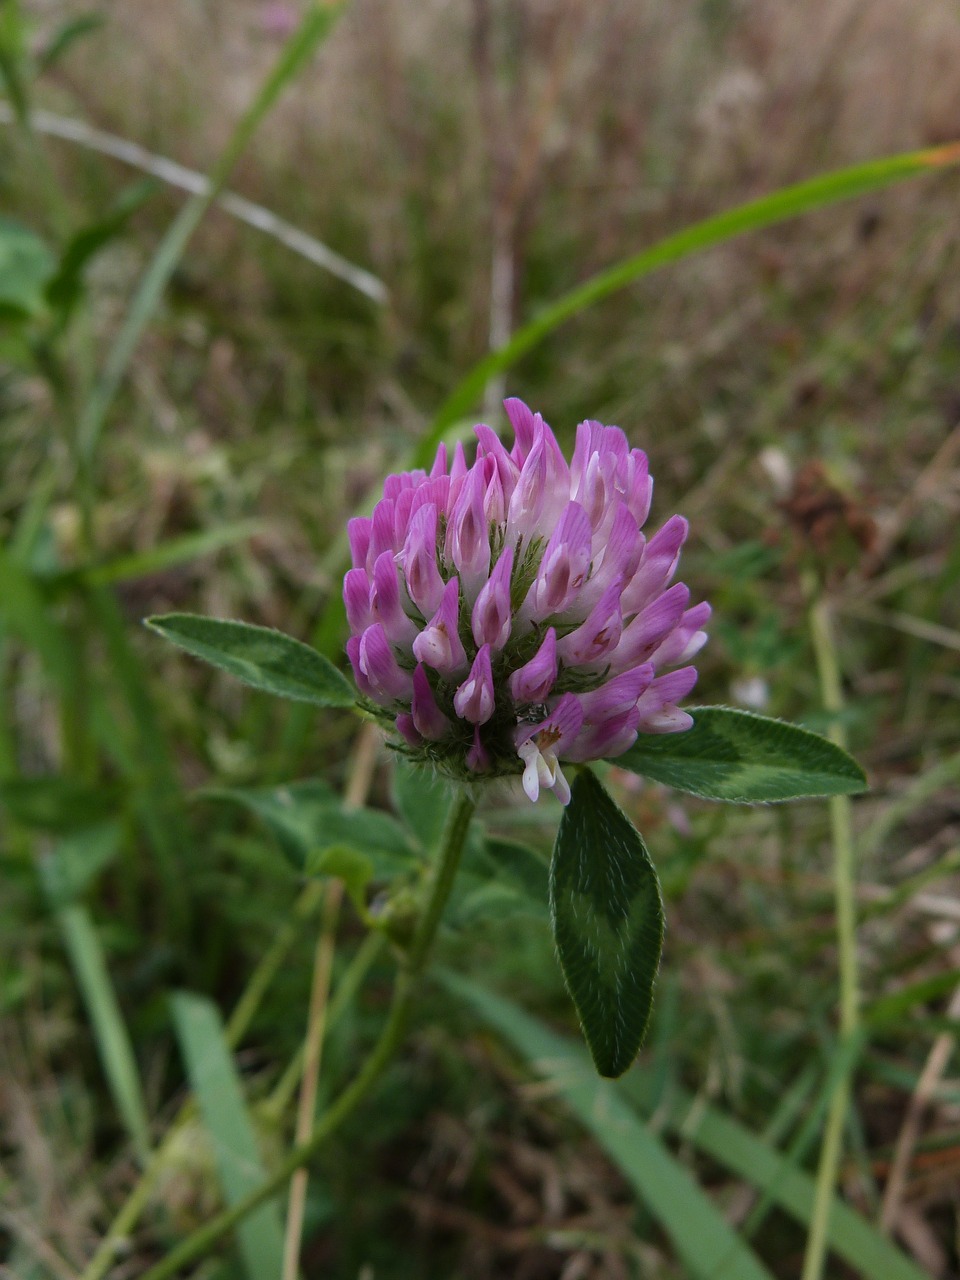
[414,142,960,464]
[76,520,268,588]
[448,975,929,1280]
[171,993,284,1280]
[443,972,775,1280]
[619,1075,929,1280]
[77,2,347,464]
[0,103,389,301]
[56,903,152,1162]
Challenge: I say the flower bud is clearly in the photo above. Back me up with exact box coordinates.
[509,628,558,704]
[472,546,514,650]
[453,644,495,725]
[412,578,468,676]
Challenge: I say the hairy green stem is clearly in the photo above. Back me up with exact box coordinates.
[137,790,475,1280]
[801,592,860,1280]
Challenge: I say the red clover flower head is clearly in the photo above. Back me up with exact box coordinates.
[345,400,709,804]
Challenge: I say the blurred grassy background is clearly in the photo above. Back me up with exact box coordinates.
[2,1,960,1277]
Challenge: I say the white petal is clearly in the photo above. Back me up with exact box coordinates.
[551,765,572,806]
[518,741,542,802]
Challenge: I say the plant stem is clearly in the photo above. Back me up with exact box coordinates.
[137,789,475,1280]
[801,591,861,1280]
[263,930,385,1122]
[409,789,475,972]
[225,882,327,1045]
[281,882,343,1280]
[281,721,378,1278]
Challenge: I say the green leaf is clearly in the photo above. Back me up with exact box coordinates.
[305,844,374,914]
[0,218,56,317]
[550,768,663,1078]
[36,12,104,72]
[146,613,356,708]
[201,781,417,877]
[171,992,284,1280]
[56,903,152,1161]
[199,779,333,864]
[0,776,124,831]
[77,519,268,588]
[391,760,452,853]
[41,820,124,906]
[480,836,549,904]
[414,143,960,462]
[615,706,868,803]
[448,873,546,926]
[45,179,158,318]
[442,972,776,1280]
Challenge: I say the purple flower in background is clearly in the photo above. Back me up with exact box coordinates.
[344,400,709,804]
[259,3,300,37]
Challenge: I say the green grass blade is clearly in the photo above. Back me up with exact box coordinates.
[86,585,192,927]
[66,519,268,588]
[443,972,776,1280]
[76,2,347,464]
[866,968,960,1027]
[450,974,929,1280]
[415,142,960,464]
[624,1079,929,1280]
[56,903,152,1161]
[171,992,285,1280]
[0,546,78,698]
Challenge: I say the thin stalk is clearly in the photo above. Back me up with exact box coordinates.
[280,722,377,1279]
[138,790,475,1280]
[281,883,341,1280]
[801,592,861,1280]
[408,791,475,973]
[225,882,326,1044]
[264,931,385,1123]
[0,103,388,301]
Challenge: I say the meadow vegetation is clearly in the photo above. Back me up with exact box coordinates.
[3,1,960,1276]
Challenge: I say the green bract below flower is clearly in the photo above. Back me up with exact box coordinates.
[344,399,709,802]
